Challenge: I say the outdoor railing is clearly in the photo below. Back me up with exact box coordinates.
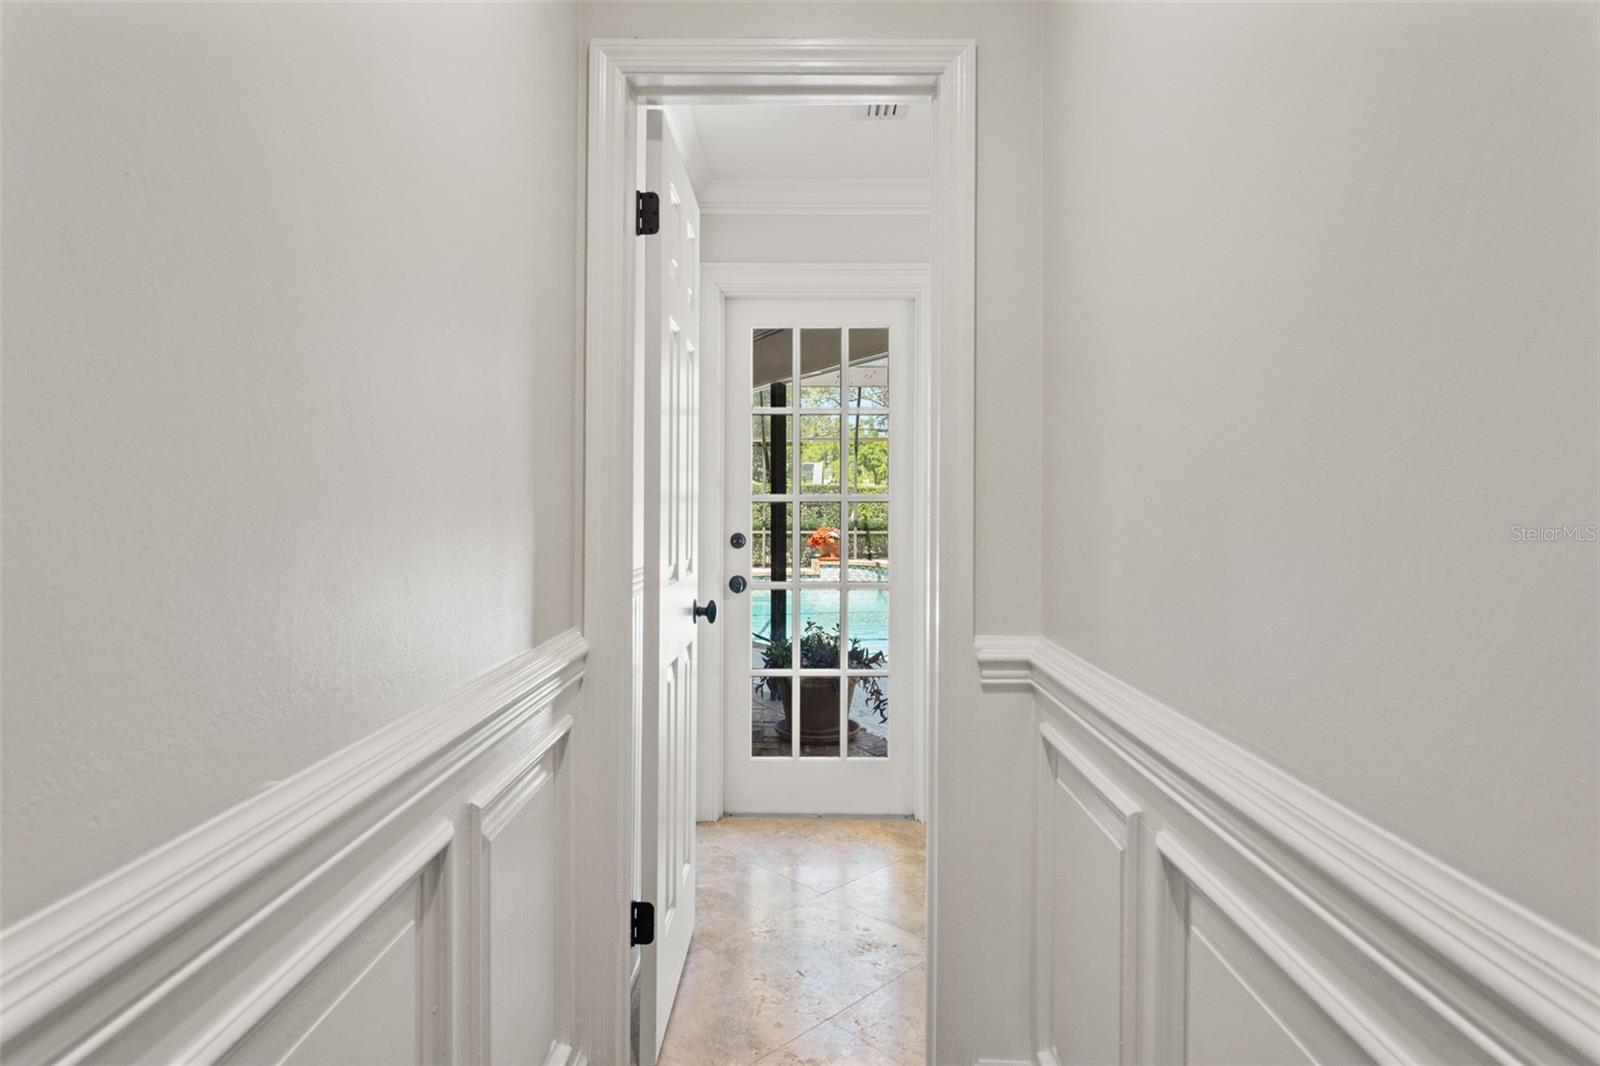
[747,529,889,564]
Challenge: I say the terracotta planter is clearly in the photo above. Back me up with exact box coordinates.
[772,677,863,742]
[818,542,841,561]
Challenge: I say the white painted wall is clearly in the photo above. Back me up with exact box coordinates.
[1,1,581,924]
[1039,0,1598,943]
[584,6,1045,1062]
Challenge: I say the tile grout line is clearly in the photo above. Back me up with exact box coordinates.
[738,848,919,893]
[758,1014,908,1066]
[824,895,927,941]
[675,820,928,1066]
[810,959,926,1065]
[753,957,923,1066]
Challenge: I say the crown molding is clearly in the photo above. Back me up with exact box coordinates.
[700,178,931,217]
[701,261,931,301]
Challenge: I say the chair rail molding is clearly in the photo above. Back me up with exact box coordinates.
[1,630,588,1066]
[975,633,1600,1066]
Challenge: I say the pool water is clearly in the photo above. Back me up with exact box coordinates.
[751,586,890,664]
[818,563,889,581]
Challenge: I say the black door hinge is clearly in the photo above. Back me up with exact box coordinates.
[636,191,660,236]
[630,900,655,946]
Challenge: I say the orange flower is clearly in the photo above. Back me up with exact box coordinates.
[807,525,839,548]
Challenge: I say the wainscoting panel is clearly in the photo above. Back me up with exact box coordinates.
[0,630,587,1066]
[219,828,450,1066]
[977,636,1600,1066]
[1184,908,1314,1066]
[1035,723,1142,1066]
[1161,833,1372,1066]
[468,718,575,1066]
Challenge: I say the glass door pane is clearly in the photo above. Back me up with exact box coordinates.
[748,324,892,763]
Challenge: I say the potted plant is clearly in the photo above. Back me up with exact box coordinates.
[809,524,841,562]
[761,622,888,741]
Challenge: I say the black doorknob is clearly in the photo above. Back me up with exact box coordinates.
[693,599,717,624]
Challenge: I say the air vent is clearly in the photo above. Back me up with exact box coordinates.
[862,104,903,120]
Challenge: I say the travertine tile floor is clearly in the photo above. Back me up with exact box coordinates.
[659,816,927,1066]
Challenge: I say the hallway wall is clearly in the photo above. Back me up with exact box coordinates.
[1038,0,1598,943]
[1,1,582,924]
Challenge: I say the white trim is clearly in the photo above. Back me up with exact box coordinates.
[0,630,587,1064]
[467,717,577,1066]
[589,38,972,100]
[975,634,1600,1066]
[175,822,455,1065]
[1155,829,1409,1064]
[579,37,641,1066]
[704,262,931,298]
[700,178,931,216]
[584,38,975,1066]
[659,105,713,196]
[1036,721,1144,1063]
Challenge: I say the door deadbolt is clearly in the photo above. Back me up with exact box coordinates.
[730,532,747,549]
[729,575,747,594]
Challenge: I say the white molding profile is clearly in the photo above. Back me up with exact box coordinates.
[659,104,713,194]
[586,38,976,1066]
[0,630,587,1065]
[702,261,931,298]
[975,634,1600,1066]
[1035,720,1144,1064]
[178,821,456,1065]
[699,178,932,216]
[467,716,577,1066]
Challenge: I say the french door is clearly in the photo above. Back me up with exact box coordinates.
[722,298,914,815]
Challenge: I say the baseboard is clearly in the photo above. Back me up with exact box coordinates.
[976,634,1600,1066]
[1,629,588,1065]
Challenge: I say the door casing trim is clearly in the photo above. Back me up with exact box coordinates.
[580,38,975,1065]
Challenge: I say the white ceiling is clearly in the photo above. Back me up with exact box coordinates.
[683,104,932,182]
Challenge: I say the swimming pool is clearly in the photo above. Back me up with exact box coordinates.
[750,585,890,666]
[816,563,888,581]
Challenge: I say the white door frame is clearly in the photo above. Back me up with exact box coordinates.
[579,38,976,1065]
[698,266,932,823]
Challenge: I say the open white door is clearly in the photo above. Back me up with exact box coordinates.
[639,109,702,1064]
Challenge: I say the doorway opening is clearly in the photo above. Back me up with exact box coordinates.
[580,38,976,1066]
[651,97,932,1065]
